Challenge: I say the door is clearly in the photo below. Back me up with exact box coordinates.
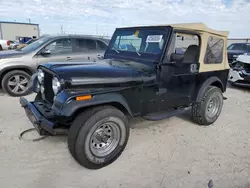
[36,38,73,65]
[157,33,200,111]
[71,38,102,62]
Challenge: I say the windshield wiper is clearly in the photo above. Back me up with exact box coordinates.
[135,50,141,57]
[129,42,141,56]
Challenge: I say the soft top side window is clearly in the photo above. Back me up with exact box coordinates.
[174,34,199,55]
[165,32,200,63]
[204,35,224,64]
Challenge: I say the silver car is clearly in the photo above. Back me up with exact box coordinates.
[0,35,110,96]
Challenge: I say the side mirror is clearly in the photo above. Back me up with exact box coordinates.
[170,53,183,63]
[41,49,51,56]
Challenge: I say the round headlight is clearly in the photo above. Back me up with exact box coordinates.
[52,77,61,95]
[37,69,44,84]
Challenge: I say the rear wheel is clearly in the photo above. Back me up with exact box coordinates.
[191,86,223,125]
[0,45,2,51]
[1,70,31,97]
[68,106,129,169]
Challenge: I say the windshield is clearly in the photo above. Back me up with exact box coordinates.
[18,36,52,53]
[227,43,250,52]
[106,27,169,61]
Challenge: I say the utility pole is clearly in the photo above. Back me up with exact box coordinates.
[27,18,31,23]
[96,24,98,36]
[60,25,63,34]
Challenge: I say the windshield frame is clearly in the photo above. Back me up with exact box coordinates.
[105,26,171,62]
[18,36,53,53]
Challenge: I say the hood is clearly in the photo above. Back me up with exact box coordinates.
[236,54,250,64]
[41,59,156,86]
[0,50,26,59]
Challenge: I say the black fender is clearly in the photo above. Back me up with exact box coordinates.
[195,76,224,102]
[60,93,133,117]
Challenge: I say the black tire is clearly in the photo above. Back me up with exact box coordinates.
[68,105,129,169]
[1,70,32,97]
[0,45,2,51]
[191,86,223,125]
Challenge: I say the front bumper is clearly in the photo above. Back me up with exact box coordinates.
[20,97,56,135]
[228,69,250,87]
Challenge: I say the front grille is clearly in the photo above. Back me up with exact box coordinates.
[43,71,54,103]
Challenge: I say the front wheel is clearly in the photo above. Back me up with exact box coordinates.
[1,70,31,97]
[68,106,129,169]
[191,86,223,125]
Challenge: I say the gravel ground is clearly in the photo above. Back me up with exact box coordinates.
[0,86,250,188]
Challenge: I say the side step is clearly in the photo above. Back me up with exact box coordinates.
[143,107,190,121]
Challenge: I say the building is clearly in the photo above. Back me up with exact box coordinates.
[227,38,250,46]
[0,21,39,41]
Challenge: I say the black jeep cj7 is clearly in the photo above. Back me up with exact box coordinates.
[20,23,230,169]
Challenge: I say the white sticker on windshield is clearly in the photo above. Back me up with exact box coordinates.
[146,35,163,43]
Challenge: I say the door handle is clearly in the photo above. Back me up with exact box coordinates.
[66,57,73,61]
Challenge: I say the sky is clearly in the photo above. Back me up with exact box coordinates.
[0,0,250,38]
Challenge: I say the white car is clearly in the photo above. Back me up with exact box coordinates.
[228,53,250,87]
[0,40,11,50]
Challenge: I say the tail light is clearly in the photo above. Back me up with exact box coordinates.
[7,40,10,46]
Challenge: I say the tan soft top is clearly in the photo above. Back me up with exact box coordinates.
[121,22,229,37]
[170,23,229,37]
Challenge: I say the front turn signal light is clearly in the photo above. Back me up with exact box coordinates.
[76,95,92,101]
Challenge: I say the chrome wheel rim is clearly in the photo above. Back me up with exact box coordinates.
[206,97,220,119]
[7,75,29,94]
[89,121,121,157]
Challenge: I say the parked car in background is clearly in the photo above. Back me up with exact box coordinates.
[0,35,110,96]
[228,53,250,87]
[0,40,11,50]
[227,43,250,64]
[15,38,38,49]
[8,40,20,49]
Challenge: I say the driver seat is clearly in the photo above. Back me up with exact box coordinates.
[182,45,199,63]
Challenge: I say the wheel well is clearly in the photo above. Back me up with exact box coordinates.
[71,102,131,121]
[195,78,225,102]
[210,81,224,92]
[0,68,33,88]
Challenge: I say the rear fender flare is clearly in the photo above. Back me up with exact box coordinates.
[195,76,224,102]
[60,93,133,117]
